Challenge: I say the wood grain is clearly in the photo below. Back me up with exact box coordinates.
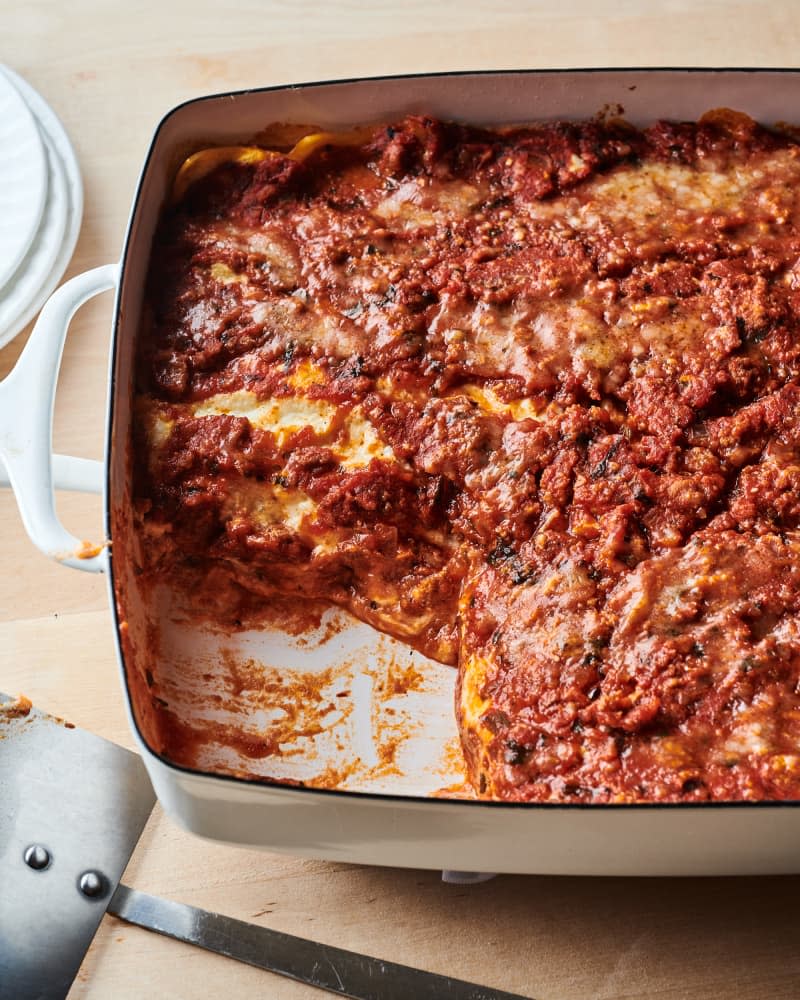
[2,2,800,997]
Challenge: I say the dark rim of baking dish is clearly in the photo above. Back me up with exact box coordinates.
[106,68,800,809]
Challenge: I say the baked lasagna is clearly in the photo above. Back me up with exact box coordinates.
[134,110,800,803]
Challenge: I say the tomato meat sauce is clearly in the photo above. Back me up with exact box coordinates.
[135,111,800,802]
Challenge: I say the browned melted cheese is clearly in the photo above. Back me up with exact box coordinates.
[133,111,800,802]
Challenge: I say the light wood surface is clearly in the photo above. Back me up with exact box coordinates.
[3,2,800,997]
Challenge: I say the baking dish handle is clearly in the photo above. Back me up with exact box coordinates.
[0,264,119,573]
[0,454,104,493]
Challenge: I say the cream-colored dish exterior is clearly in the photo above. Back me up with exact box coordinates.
[5,70,800,874]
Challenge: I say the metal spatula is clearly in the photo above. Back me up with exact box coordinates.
[0,693,156,999]
[0,694,530,1000]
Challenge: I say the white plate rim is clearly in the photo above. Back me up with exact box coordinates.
[0,66,83,350]
[0,129,69,345]
[0,71,48,292]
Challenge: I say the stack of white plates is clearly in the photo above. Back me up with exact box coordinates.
[0,65,82,351]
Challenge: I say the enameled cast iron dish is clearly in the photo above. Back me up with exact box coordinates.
[4,70,800,875]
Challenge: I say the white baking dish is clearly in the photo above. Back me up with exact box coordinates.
[4,69,800,876]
